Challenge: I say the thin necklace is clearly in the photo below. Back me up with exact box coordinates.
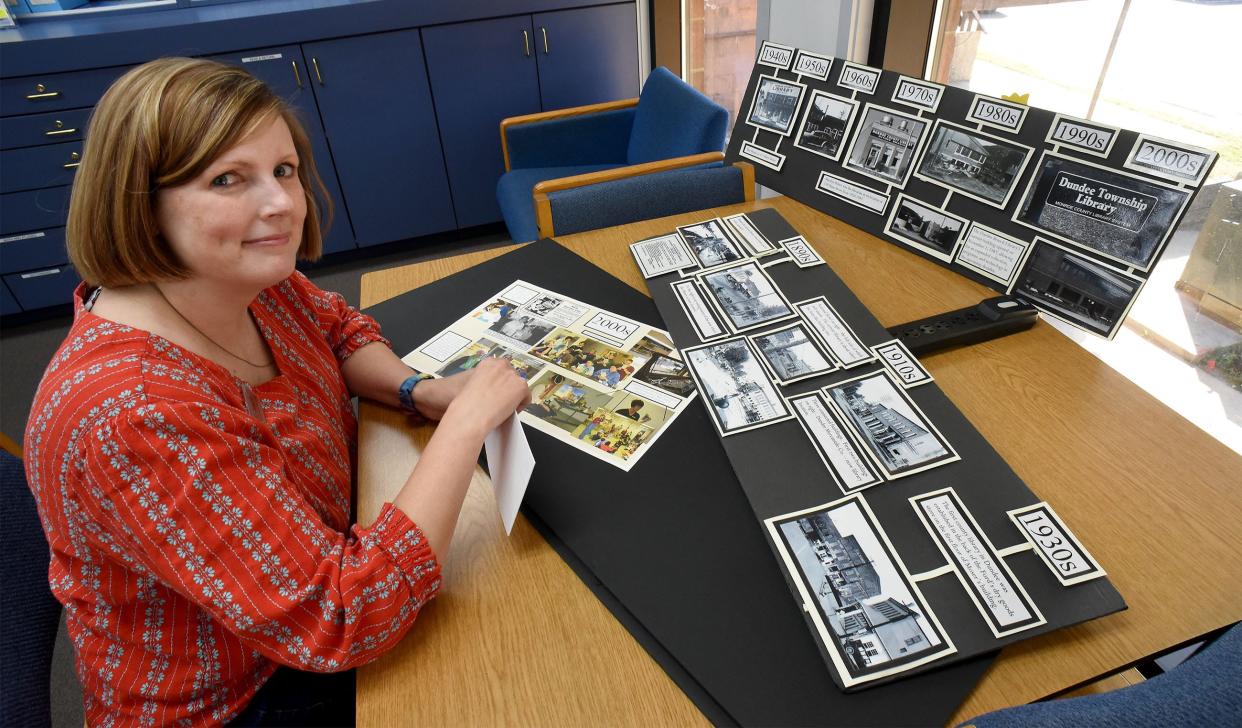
[152,284,274,369]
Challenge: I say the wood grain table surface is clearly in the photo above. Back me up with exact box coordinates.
[354,195,1242,727]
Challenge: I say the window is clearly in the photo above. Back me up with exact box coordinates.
[683,0,759,134]
[930,0,1242,455]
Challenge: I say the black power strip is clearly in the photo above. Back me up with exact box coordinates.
[886,296,1039,357]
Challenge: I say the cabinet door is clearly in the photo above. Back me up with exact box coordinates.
[0,279,19,316]
[210,47,355,255]
[533,3,640,111]
[423,17,542,228]
[303,31,456,247]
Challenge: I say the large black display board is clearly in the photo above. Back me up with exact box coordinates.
[363,240,996,726]
[647,208,1126,692]
[726,44,1218,340]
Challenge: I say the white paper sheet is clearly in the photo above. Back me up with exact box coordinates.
[483,413,536,535]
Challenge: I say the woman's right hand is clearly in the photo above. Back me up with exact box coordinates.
[442,357,532,440]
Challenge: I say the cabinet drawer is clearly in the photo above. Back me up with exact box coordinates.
[0,186,71,234]
[0,65,129,117]
[4,264,80,310]
[0,227,67,274]
[0,279,19,315]
[0,141,82,193]
[0,108,92,150]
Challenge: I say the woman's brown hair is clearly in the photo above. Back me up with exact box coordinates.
[67,57,329,286]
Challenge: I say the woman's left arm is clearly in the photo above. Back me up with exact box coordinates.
[289,272,469,419]
[340,341,469,420]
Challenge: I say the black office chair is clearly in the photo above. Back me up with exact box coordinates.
[1,440,63,728]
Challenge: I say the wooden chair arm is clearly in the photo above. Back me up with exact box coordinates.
[0,430,23,459]
[735,161,756,202]
[500,97,640,171]
[533,151,728,238]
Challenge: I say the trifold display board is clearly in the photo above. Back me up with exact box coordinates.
[363,239,1000,727]
[727,43,1218,339]
[642,206,1125,692]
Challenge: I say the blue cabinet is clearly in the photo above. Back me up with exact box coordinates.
[0,1,639,314]
[0,140,82,194]
[0,186,71,235]
[423,16,543,229]
[423,3,639,229]
[0,228,67,274]
[209,47,355,255]
[0,107,92,150]
[303,30,456,247]
[4,264,80,311]
[0,280,18,316]
[533,4,640,111]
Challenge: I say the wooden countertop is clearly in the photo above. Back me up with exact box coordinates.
[355,195,1242,726]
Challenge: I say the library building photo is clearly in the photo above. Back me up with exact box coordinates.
[1,0,1239,726]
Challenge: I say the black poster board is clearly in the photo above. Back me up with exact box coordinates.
[647,208,1126,692]
[363,239,996,727]
[727,45,1218,340]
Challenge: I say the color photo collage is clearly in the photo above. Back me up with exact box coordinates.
[735,41,1217,340]
[403,281,698,472]
[634,210,1107,688]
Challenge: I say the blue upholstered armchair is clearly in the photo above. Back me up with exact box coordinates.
[497,66,739,241]
[1,437,61,728]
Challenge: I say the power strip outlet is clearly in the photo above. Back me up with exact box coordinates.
[886,296,1039,357]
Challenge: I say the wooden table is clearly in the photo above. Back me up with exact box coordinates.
[355,196,1242,727]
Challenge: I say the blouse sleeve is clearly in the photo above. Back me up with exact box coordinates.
[75,397,441,672]
[288,270,390,364]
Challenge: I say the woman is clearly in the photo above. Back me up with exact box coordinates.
[23,58,529,726]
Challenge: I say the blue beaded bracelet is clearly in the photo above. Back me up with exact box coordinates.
[397,372,433,415]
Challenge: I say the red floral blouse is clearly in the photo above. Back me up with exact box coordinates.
[24,272,441,727]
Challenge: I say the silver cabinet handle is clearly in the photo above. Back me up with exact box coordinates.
[541,27,548,54]
[522,29,531,57]
[292,60,303,88]
[22,268,61,279]
[311,57,324,85]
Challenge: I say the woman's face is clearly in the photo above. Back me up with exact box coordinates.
[155,115,306,294]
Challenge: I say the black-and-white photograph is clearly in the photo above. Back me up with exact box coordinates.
[750,323,837,384]
[699,260,796,332]
[683,338,792,436]
[915,121,1033,208]
[487,310,555,348]
[885,195,967,262]
[634,354,696,398]
[794,90,858,161]
[1010,238,1143,339]
[1014,152,1190,272]
[825,370,958,478]
[521,294,589,327]
[843,104,930,188]
[746,74,807,136]
[767,496,954,687]
[678,218,745,270]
